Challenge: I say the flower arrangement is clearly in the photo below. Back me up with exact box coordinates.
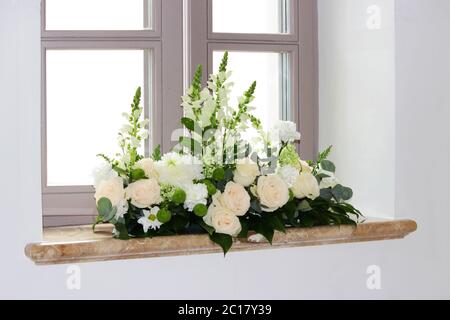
[93,52,362,254]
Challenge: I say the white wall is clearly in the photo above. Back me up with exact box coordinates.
[0,0,449,299]
[318,0,396,218]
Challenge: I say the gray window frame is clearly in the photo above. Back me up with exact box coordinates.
[186,0,318,160]
[41,0,318,227]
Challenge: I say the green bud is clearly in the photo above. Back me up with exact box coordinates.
[157,208,172,224]
[193,204,208,217]
[172,188,187,205]
[212,168,225,181]
[203,180,217,196]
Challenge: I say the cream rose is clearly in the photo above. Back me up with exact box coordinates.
[125,179,162,208]
[256,175,290,212]
[211,211,242,236]
[233,158,260,187]
[94,176,125,206]
[292,172,320,200]
[300,160,313,173]
[221,182,250,216]
[204,198,242,236]
[135,158,158,179]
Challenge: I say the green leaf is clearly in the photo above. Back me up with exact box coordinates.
[250,199,262,213]
[341,186,353,201]
[297,200,312,212]
[112,165,127,176]
[114,222,129,240]
[332,184,353,201]
[263,214,285,233]
[320,188,333,201]
[317,145,333,163]
[299,214,315,228]
[172,215,189,233]
[237,219,249,238]
[321,160,336,173]
[152,144,162,161]
[181,117,202,133]
[92,215,103,231]
[131,168,146,181]
[199,220,215,235]
[97,197,112,217]
[253,223,275,244]
[209,232,233,255]
[179,137,202,156]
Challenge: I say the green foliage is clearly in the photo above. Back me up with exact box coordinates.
[152,144,162,161]
[317,145,333,163]
[96,198,117,222]
[219,51,229,73]
[321,160,336,173]
[181,117,202,133]
[191,65,203,101]
[209,232,233,255]
[331,184,353,202]
[131,168,146,181]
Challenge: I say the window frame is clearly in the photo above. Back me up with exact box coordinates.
[187,0,318,160]
[207,0,299,42]
[41,0,318,227]
[41,0,162,38]
[40,0,183,227]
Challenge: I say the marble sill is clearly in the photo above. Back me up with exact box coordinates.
[25,219,417,265]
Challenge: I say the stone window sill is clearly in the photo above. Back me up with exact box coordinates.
[25,219,417,265]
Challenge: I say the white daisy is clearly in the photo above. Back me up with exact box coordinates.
[138,207,162,232]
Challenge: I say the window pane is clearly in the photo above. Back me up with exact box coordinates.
[45,0,151,30]
[46,50,147,186]
[212,0,289,34]
[213,50,287,130]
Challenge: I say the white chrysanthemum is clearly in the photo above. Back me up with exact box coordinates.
[183,183,208,212]
[115,199,129,220]
[271,121,301,143]
[155,152,204,187]
[278,165,300,188]
[138,207,162,232]
[92,161,118,189]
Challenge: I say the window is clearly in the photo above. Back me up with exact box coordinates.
[42,0,317,227]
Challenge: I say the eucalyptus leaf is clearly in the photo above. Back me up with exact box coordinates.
[97,198,112,217]
[321,160,336,173]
